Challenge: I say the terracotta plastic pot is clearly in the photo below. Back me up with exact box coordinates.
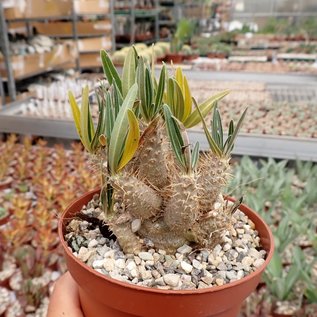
[59,189,274,317]
[165,54,183,64]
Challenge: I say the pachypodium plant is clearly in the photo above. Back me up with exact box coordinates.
[69,46,247,254]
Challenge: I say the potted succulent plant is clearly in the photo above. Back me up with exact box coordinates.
[59,47,274,317]
[166,19,195,64]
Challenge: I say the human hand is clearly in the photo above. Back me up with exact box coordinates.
[47,272,84,317]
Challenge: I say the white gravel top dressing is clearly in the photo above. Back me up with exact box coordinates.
[65,198,266,290]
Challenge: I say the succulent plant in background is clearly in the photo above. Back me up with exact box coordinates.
[68,46,247,254]
[170,19,195,54]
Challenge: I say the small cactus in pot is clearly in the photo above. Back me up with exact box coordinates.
[68,46,247,254]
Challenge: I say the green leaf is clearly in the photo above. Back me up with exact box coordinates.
[184,90,230,128]
[166,78,184,122]
[191,142,200,170]
[109,83,138,174]
[153,65,166,116]
[284,264,301,298]
[136,57,150,122]
[112,81,123,117]
[163,104,186,170]
[105,91,114,145]
[192,98,222,157]
[224,108,247,156]
[212,106,223,150]
[68,91,81,139]
[122,47,137,98]
[100,50,122,94]
[267,253,283,278]
[117,109,140,171]
[145,67,154,111]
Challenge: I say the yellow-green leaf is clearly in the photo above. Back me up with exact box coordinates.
[117,110,140,171]
[184,90,230,128]
[175,68,192,122]
[182,75,192,121]
[68,91,81,139]
[109,83,138,174]
[80,86,92,152]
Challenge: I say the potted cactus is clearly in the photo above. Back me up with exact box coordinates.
[59,47,273,317]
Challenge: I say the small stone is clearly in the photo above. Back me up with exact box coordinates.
[163,274,180,287]
[134,256,142,265]
[181,274,192,283]
[223,243,231,252]
[103,259,115,272]
[177,244,193,254]
[115,258,126,269]
[213,244,222,256]
[248,220,256,229]
[92,259,104,269]
[126,261,137,271]
[88,239,98,248]
[253,258,265,268]
[192,259,203,270]
[78,247,94,262]
[217,262,227,271]
[198,281,209,288]
[151,269,161,279]
[242,256,254,268]
[139,268,152,280]
[131,219,141,233]
[237,270,244,279]
[201,272,213,285]
[175,253,184,261]
[215,278,224,286]
[236,228,244,235]
[226,271,237,280]
[130,268,139,278]
[201,250,209,262]
[155,277,166,286]
[180,261,193,274]
[249,248,261,259]
[217,271,227,279]
[153,253,161,263]
[104,250,115,259]
[145,260,155,266]
[243,234,252,241]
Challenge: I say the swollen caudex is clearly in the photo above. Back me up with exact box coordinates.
[197,153,231,213]
[110,174,162,220]
[164,174,200,234]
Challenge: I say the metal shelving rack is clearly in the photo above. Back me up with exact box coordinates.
[158,0,180,40]
[114,0,159,47]
[0,0,116,103]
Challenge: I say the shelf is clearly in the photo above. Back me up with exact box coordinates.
[6,16,72,22]
[47,33,110,39]
[116,38,156,48]
[158,20,175,26]
[1,61,71,82]
[1,100,316,161]
[75,13,112,18]
[115,10,159,18]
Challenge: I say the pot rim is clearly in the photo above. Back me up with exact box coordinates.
[58,188,274,295]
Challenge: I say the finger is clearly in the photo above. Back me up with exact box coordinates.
[47,272,84,317]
